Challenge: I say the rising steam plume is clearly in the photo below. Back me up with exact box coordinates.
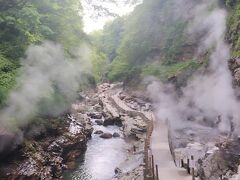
[0,41,90,132]
[147,0,240,135]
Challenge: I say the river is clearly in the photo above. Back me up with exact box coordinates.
[64,119,128,180]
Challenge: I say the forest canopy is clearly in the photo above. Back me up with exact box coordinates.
[0,0,85,105]
[0,0,240,105]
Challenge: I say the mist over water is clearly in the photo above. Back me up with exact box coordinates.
[147,0,240,134]
[0,41,90,131]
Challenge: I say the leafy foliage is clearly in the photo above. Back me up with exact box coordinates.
[0,54,17,105]
[91,47,108,82]
[96,0,196,83]
[226,1,240,56]
[142,60,204,81]
[0,0,85,105]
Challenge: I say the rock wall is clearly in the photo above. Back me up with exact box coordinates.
[0,113,93,179]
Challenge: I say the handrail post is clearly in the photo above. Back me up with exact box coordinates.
[187,158,190,174]
[155,164,159,180]
[152,155,155,179]
[181,159,184,168]
[191,155,195,180]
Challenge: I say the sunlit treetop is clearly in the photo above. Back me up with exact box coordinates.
[81,0,142,33]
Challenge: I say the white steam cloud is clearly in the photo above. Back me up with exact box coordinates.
[0,41,91,131]
[147,0,240,134]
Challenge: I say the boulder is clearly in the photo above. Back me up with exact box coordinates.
[103,118,115,126]
[0,129,22,160]
[95,120,104,126]
[113,132,120,138]
[100,133,113,139]
[103,117,123,127]
[85,124,93,138]
[198,139,240,180]
[115,117,123,127]
[87,112,102,119]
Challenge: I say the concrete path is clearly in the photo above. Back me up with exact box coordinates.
[151,120,192,180]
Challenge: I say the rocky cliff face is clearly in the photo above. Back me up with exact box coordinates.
[229,58,240,87]
[0,114,93,179]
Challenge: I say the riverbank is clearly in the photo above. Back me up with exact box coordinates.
[0,115,93,179]
[66,83,150,180]
[0,83,155,179]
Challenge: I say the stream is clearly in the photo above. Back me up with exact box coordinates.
[64,119,128,180]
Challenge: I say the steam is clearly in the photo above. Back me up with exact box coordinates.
[147,0,240,134]
[0,41,91,131]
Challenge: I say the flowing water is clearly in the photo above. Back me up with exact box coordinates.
[64,120,128,180]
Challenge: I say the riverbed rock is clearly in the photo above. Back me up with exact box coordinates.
[113,132,120,138]
[0,130,22,160]
[87,112,102,119]
[114,167,122,174]
[84,123,93,138]
[95,120,104,125]
[100,133,113,139]
[103,117,123,127]
[0,116,90,179]
[103,118,115,126]
[94,130,104,134]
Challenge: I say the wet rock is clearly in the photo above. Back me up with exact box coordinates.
[115,167,122,174]
[94,130,104,134]
[87,112,102,119]
[0,115,90,179]
[95,119,104,126]
[113,132,120,138]
[65,150,81,162]
[85,124,93,138]
[103,117,123,127]
[100,133,113,139]
[103,118,115,126]
[115,117,123,127]
[0,129,22,160]
[66,161,77,170]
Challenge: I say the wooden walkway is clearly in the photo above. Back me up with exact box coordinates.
[151,120,192,180]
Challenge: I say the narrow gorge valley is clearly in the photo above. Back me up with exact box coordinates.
[1,0,240,180]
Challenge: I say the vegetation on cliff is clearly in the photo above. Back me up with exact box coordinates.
[0,0,240,108]
[0,0,85,105]
[93,0,240,84]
